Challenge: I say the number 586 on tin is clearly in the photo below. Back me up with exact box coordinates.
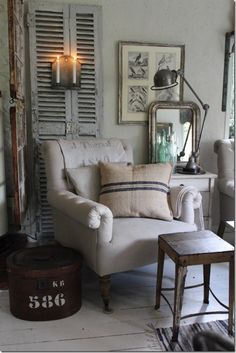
[28,293,66,309]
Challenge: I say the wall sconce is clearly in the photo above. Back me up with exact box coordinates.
[51,55,81,90]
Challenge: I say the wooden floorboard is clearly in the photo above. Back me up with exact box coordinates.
[0,259,230,352]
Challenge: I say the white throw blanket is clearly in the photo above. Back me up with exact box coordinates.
[170,185,204,230]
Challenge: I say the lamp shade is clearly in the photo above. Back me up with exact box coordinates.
[151,69,178,90]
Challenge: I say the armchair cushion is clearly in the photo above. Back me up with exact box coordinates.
[99,162,173,221]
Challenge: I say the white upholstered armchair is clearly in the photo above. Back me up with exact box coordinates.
[214,139,234,237]
[42,138,202,312]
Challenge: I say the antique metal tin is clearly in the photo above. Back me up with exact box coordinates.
[7,245,82,321]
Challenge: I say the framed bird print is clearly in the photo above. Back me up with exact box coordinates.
[118,41,185,124]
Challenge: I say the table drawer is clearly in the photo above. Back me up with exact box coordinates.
[170,177,209,191]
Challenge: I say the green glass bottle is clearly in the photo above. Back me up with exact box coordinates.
[155,133,161,162]
[168,131,177,171]
[158,129,167,163]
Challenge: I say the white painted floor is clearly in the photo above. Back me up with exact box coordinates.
[0,257,232,352]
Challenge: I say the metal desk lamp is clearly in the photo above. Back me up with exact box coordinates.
[151,69,209,174]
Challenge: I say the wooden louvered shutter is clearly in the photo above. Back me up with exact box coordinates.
[71,6,102,136]
[28,1,102,237]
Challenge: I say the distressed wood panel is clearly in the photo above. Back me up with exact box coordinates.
[8,0,28,228]
[28,2,102,236]
[28,3,69,236]
[76,10,101,130]
[70,5,102,137]
[38,121,66,136]
[79,123,97,136]
[8,0,24,100]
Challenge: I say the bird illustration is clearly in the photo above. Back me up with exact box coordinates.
[129,66,136,77]
[158,55,166,67]
[135,53,141,64]
[140,67,146,76]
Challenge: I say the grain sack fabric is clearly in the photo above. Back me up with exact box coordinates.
[99,162,173,221]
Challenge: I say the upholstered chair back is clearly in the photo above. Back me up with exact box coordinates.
[42,138,133,192]
[214,139,234,180]
[214,139,234,234]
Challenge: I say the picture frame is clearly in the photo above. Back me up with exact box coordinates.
[118,41,185,124]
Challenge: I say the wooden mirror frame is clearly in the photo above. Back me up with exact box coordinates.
[148,101,201,164]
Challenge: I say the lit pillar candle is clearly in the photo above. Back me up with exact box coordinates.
[73,58,76,84]
[56,56,60,83]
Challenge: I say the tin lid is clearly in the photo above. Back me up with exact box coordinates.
[7,245,82,271]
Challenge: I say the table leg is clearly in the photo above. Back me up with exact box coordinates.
[228,256,234,335]
[203,264,211,304]
[172,265,187,342]
[217,220,226,238]
[155,245,165,310]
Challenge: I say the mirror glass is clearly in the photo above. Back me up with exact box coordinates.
[148,101,200,164]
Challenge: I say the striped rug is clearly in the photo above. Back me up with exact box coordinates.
[146,320,234,351]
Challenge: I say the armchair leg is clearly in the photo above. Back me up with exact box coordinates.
[99,275,113,313]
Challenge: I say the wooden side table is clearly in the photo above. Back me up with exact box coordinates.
[155,230,234,342]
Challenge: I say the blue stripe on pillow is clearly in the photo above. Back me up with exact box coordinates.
[100,186,169,195]
[102,180,168,188]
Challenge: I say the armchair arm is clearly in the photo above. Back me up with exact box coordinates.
[48,190,113,242]
[169,186,204,229]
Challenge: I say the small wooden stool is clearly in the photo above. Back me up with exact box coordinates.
[155,230,234,341]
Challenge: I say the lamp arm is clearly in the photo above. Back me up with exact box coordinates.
[177,70,209,111]
[195,106,209,155]
[178,121,192,159]
[176,69,210,156]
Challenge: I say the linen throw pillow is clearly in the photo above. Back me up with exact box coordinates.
[67,165,100,201]
[66,162,129,201]
[99,162,173,221]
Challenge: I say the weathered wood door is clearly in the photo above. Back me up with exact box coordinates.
[8,0,28,229]
[28,1,102,236]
